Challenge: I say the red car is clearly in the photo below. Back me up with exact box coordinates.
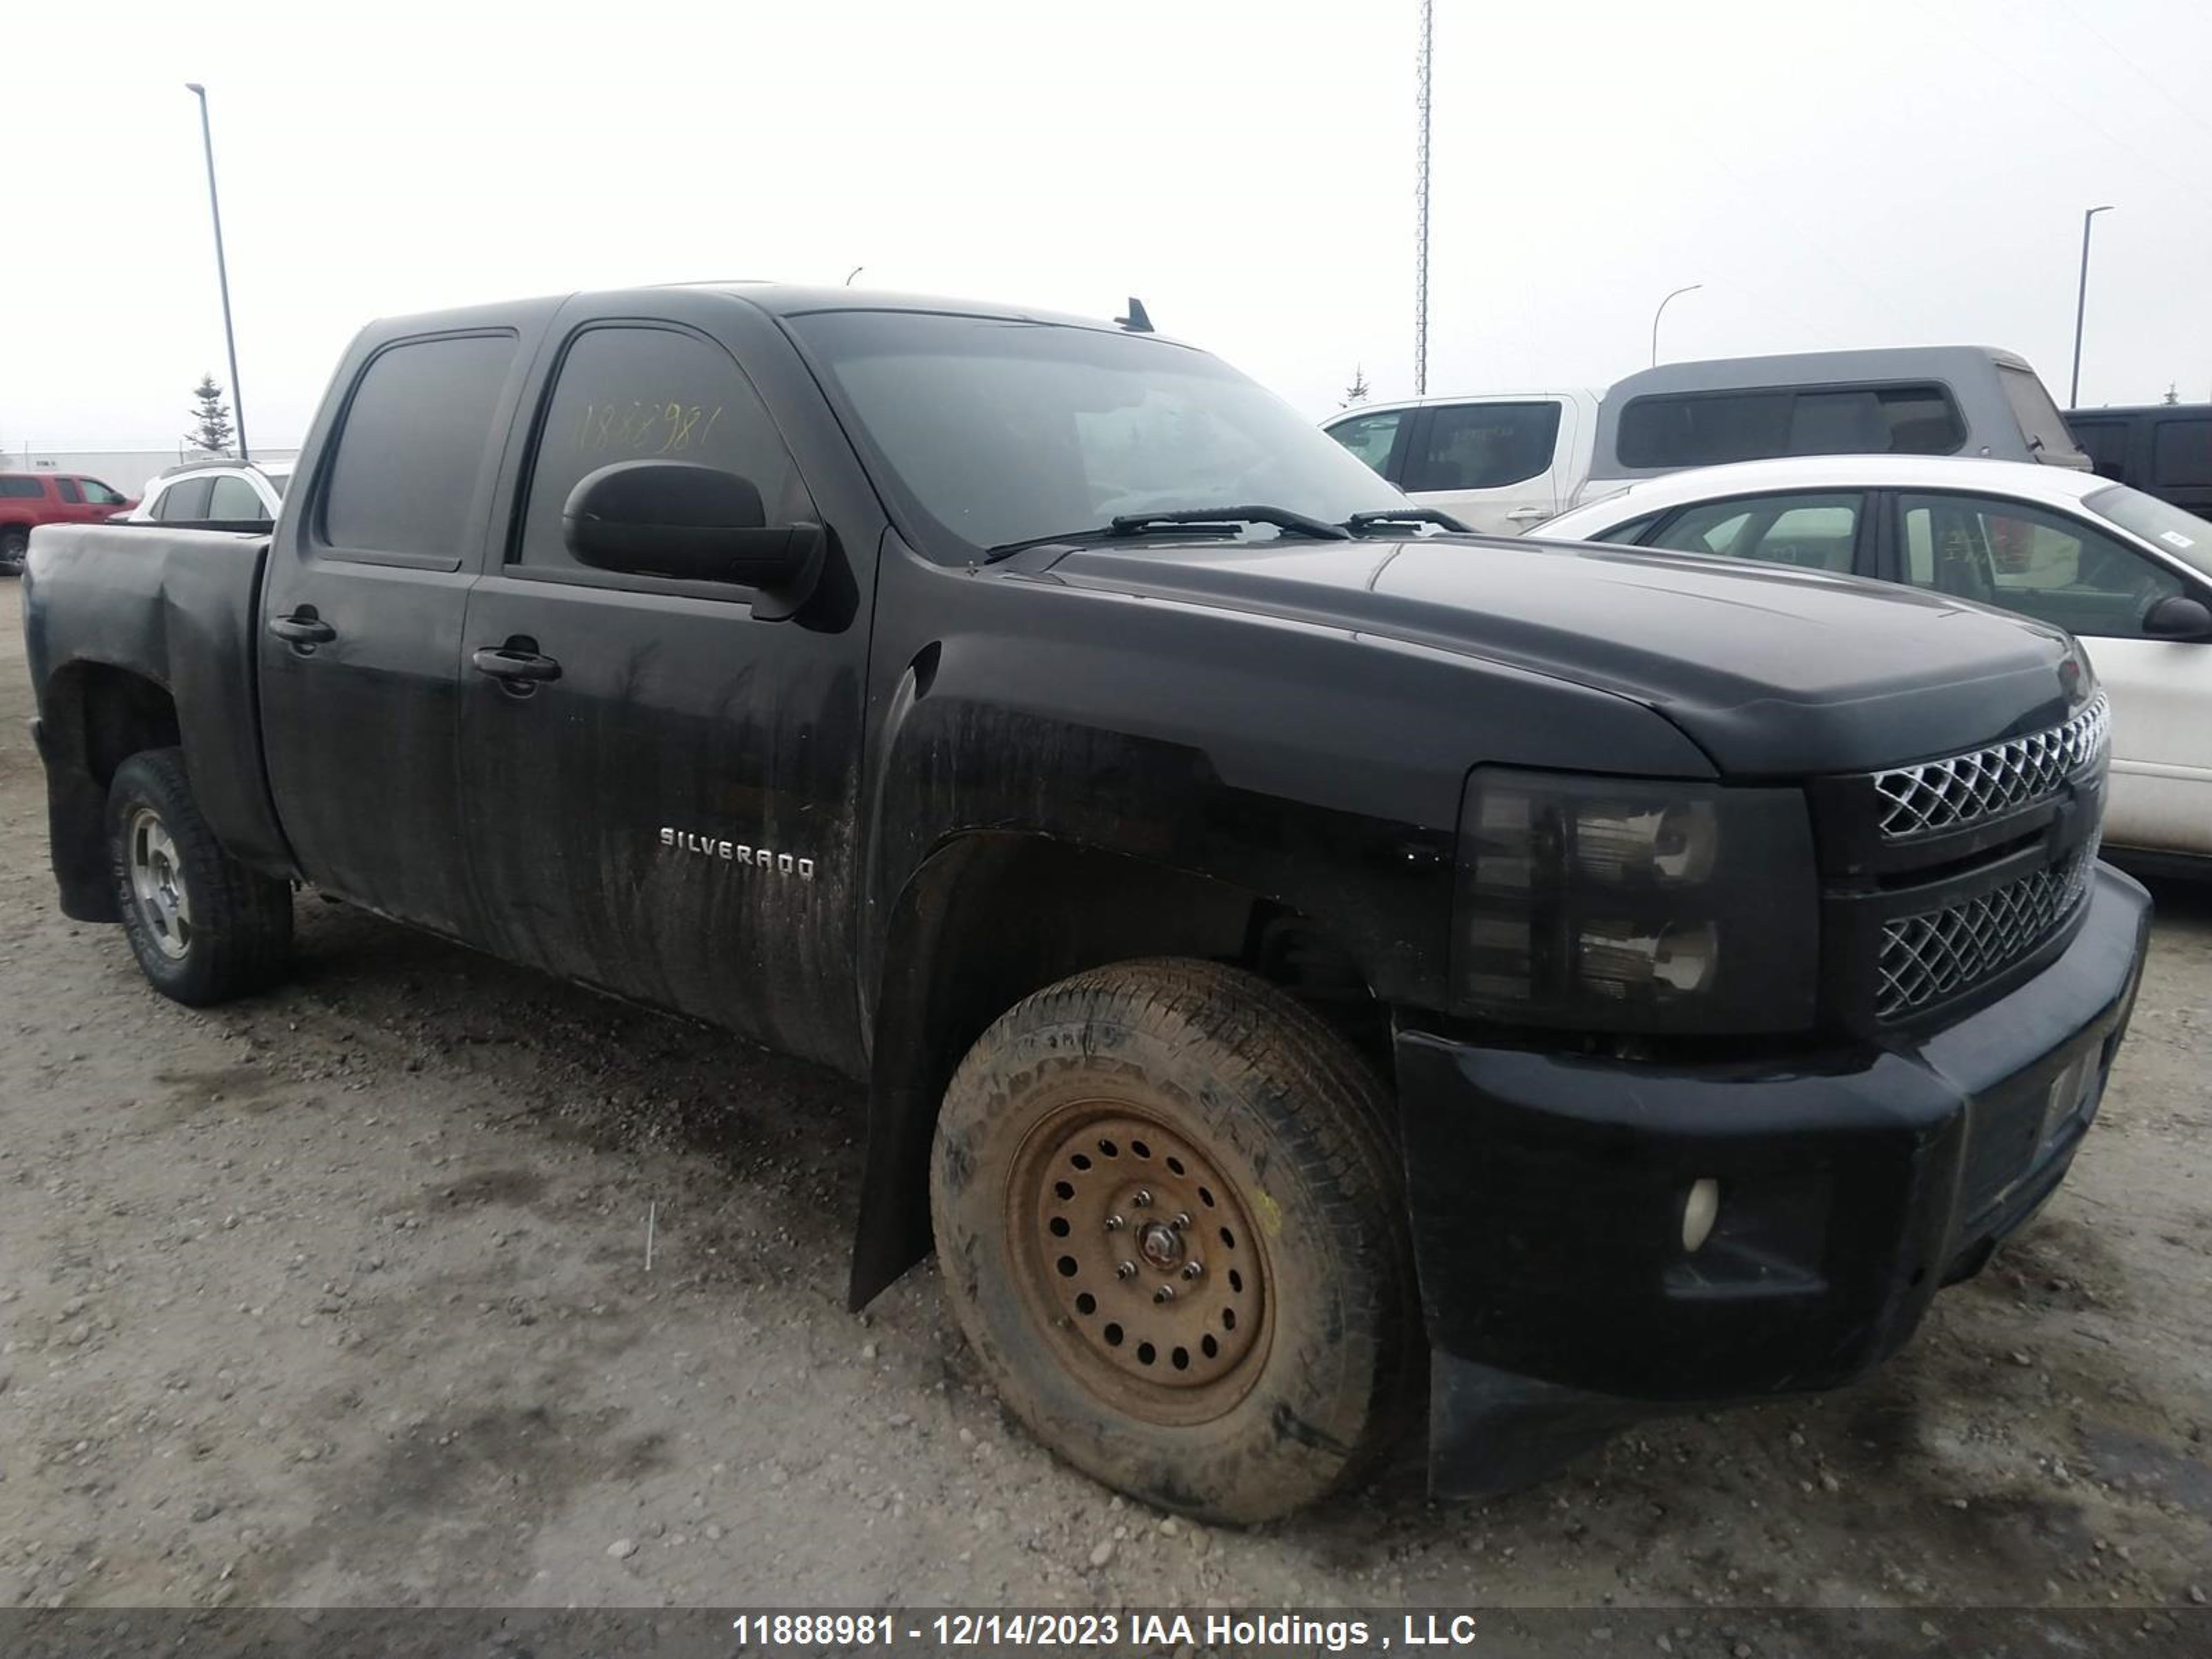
[1,471,138,574]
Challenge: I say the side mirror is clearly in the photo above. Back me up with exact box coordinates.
[562,460,825,618]
[2143,593,2212,640]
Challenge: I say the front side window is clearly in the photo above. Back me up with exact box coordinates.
[321,332,516,561]
[151,477,214,521]
[1404,402,1561,493]
[78,478,127,505]
[208,475,268,519]
[791,311,1405,556]
[2151,418,2212,488]
[1326,409,1405,478]
[514,325,807,579]
[1645,492,1862,572]
[1897,491,2184,637]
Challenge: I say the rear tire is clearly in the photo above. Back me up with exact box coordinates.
[0,526,28,575]
[930,957,1414,1524]
[106,748,292,1005]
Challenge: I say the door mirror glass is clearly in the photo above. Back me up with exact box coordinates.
[563,460,823,595]
[2143,592,2212,639]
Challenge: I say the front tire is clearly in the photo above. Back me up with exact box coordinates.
[106,748,293,1005]
[930,958,1414,1524]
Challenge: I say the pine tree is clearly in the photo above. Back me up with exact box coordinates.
[1340,366,1371,409]
[187,376,235,455]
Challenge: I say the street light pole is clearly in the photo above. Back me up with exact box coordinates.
[185,82,248,462]
[2070,205,2114,409]
[1651,283,1703,367]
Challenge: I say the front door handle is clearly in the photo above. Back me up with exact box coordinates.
[268,612,337,646]
[1505,507,1549,523]
[472,644,562,684]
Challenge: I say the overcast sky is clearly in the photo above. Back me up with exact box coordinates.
[8,0,2209,452]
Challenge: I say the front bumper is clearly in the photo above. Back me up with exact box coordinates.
[1395,864,2151,1496]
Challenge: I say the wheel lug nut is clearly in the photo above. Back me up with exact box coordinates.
[1152,1285,1176,1304]
[1172,1212,1192,1229]
[1181,1261,1204,1280]
[1103,1214,1125,1232]
[1133,1190,1152,1208]
[1115,1261,1138,1280]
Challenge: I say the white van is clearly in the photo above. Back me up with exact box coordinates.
[1319,391,1600,535]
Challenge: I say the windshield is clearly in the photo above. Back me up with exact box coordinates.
[791,311,1407,555]
[2086,483,2212,579]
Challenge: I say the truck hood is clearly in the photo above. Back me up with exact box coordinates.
[1038,535,2088,777]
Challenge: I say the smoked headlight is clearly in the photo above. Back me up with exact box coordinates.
[1454,768,1819,1033]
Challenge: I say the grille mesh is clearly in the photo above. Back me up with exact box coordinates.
[1873,696,2108,840]
[1877,838,2099,1020]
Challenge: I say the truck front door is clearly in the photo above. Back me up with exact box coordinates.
[259,315,548,936]
[456,300,878,1072]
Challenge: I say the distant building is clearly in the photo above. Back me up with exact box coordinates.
[6,446,301,498]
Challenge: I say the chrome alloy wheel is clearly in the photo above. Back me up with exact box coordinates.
[127,806,194,960]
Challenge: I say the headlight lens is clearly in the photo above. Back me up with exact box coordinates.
[1454,769,1819,1033]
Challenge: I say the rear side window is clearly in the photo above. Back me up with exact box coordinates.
[513,324,806,581]
[321,332,516,563]
[56,478,83,503]
[208,475,267,519]
[153,477,214,521]
[1646,492,1863,572]
[1616,384,1963,468]
[1405,402,1561,492]
[0,477,44,499]
[2152,418,2212,487]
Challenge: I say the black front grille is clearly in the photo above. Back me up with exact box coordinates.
[1815,696,2109,1033]
[1875,835,2099,1020]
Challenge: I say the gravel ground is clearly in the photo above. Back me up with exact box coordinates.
[1,581,2208,1620]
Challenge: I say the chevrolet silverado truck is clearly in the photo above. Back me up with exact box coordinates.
[24,285,2151,1523]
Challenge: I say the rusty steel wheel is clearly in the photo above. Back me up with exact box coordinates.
[931,958,1414,1524]
[1007,1105,1268,1425]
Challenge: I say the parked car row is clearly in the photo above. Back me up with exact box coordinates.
[23,282,2150,1524]
[1322,346,2091,534]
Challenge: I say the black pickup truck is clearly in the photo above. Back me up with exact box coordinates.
[24,285,2150,1522]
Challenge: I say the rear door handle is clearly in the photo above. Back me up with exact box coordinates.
[268,612,336,645]
[472,644,562,684]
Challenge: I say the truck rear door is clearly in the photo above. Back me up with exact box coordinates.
[454,293,879,1071]
[258,311,551,936]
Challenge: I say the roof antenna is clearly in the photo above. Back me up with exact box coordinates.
[1116,297,1154,334]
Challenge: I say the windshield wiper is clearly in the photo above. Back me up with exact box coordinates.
[983,504,1351,564]
[1343,507,1472,536]
[1110,505,1352,541]
[982,521,1230,563]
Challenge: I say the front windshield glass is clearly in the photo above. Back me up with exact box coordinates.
[791,311,1408,554]
[2086,484,2212,580]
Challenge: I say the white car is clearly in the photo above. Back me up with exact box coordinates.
[1322,390,1600,534]
[1537,455,2212,865]
[126,459,292,525]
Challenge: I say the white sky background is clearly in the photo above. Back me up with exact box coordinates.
[6,0,2210,450]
